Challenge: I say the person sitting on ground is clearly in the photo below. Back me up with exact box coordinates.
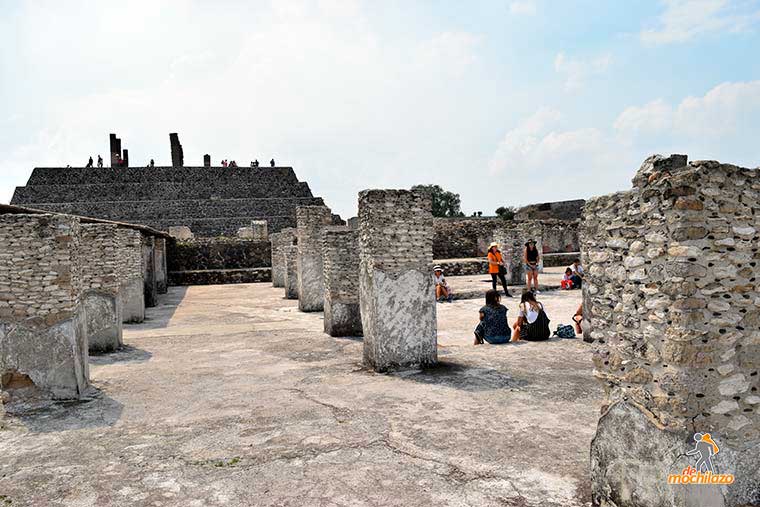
[511,290,550,341]
[523,239,540,293]
[572,304,583,335]
[433,266,453,303]
[486,242,512,297]
[222,159,228,167]
[149,159,155,168]
[253,159,259,168]
[474,289,510,345]
[561,268,574,290]
[569,259,584,289]
[86,156,93,168]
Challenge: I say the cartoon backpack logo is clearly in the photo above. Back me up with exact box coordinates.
[686,433,719,473]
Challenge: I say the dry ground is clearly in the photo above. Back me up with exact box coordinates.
[0,280,598,507]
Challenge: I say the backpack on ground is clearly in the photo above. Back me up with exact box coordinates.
[554,324,576,339]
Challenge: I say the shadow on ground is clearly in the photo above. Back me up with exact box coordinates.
[3,386,123,433]
[390,360,529,392]
[89,344,153,365]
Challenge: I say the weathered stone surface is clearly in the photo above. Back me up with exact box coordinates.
[322,227,362,337]
[583,155,760,507]
[154,238,168,294]
[284,245,299,300]
[359,190,436,371]
[141,235,158,308]
[296,206,333,312]
[168,226,194,240]
[270,228,296,288]
[0,214,88,399]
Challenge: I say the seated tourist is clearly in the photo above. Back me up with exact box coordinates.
[474,290,510,345]
[569,259,584,288]
[511,291,550,341]
[433,266,453,303]
[561,268,574,290]
[572,304,583,335]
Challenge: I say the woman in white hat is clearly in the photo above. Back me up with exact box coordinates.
[487,242,512,297]
[433,266,453,302]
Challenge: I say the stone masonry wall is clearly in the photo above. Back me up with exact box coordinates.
[322,227,362,337]
[0,214,89,399]
[79,224,124,352]
[284,245,300,300]
[359,190,436,371]
[115,228,144,323]
[270,228,296,288]
[582,155,759,506]
[296,206,333,312]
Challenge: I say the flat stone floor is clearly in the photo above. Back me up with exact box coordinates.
[0,282,598,507]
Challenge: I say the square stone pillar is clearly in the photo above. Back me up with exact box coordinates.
[203,154,211,167]
[251,220,268,240]
[358,190,436,371]
[322,227,362,337]
[284,245,299,299]
[0,214,88,399]
[296,206,333,312]
[116,228,145,323]
[270,228,296,288]
[80,224,124,353]
[141,235,158,308]
[154,238,168,294]
[583,155,759,507]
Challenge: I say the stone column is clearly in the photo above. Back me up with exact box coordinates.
[358,190,436,371]
[296,206,333,312]
[79,224,124,353]
[170,133,184,167]
[116,228,145,323]
[203,154,211,167]
[322,227,362,337]
[154,237,168,294]
[122,148,129,168]
[109,133,121,168]
[284,245,299,300]
[0,214,88,399]
[251,220,268,240]
[583,155,759,507]
[270,228,296,288]
[141,235,158,308]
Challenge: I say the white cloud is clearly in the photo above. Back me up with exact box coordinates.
[614,80,760,137]
[554,51,612,91]
[509,1,537,15]
[641,0,760,45]
[488,79,760,205]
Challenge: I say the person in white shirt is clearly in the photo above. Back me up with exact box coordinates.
[569,259,584,288]
[433,266,453,303]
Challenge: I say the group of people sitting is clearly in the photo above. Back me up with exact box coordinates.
[474,289,551,345]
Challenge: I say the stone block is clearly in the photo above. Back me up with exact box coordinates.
[270,228,296,288]
[142,235,158,308]
[154,238,168,294]
[296,206,333,312]
[168,226,194,240]
[358,190,436,371]
[84,292,122,353]
[322,227,362,337]
[284,245,299,299]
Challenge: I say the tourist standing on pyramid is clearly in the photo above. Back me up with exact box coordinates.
[270,158,275,167]
[97,155,103,167]
[85,156,93,168]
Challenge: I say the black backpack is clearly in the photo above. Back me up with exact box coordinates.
[520,304,551,341]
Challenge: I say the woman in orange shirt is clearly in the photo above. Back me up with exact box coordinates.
[487,242,512,297]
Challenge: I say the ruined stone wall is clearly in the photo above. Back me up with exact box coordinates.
[433,217,578,259]
[79,224,124,352]
[296,206,333,312]
[270,228,296,288]
[582,155,759,506]
[515,199,585,221]
[115,228,144,323]
[167,238,271,272]
[359,190,436,371]
[322,227,362,337]
[0,214,88,399]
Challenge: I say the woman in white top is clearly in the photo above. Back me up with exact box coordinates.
[433,266,453,302]
[511,290,551,341]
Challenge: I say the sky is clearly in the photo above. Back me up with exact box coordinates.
[1,0,759,219]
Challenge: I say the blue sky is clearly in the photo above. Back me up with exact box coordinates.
[1,0,759,218]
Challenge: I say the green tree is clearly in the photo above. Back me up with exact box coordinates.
[495,206,516,220]
[411,184,465,217]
